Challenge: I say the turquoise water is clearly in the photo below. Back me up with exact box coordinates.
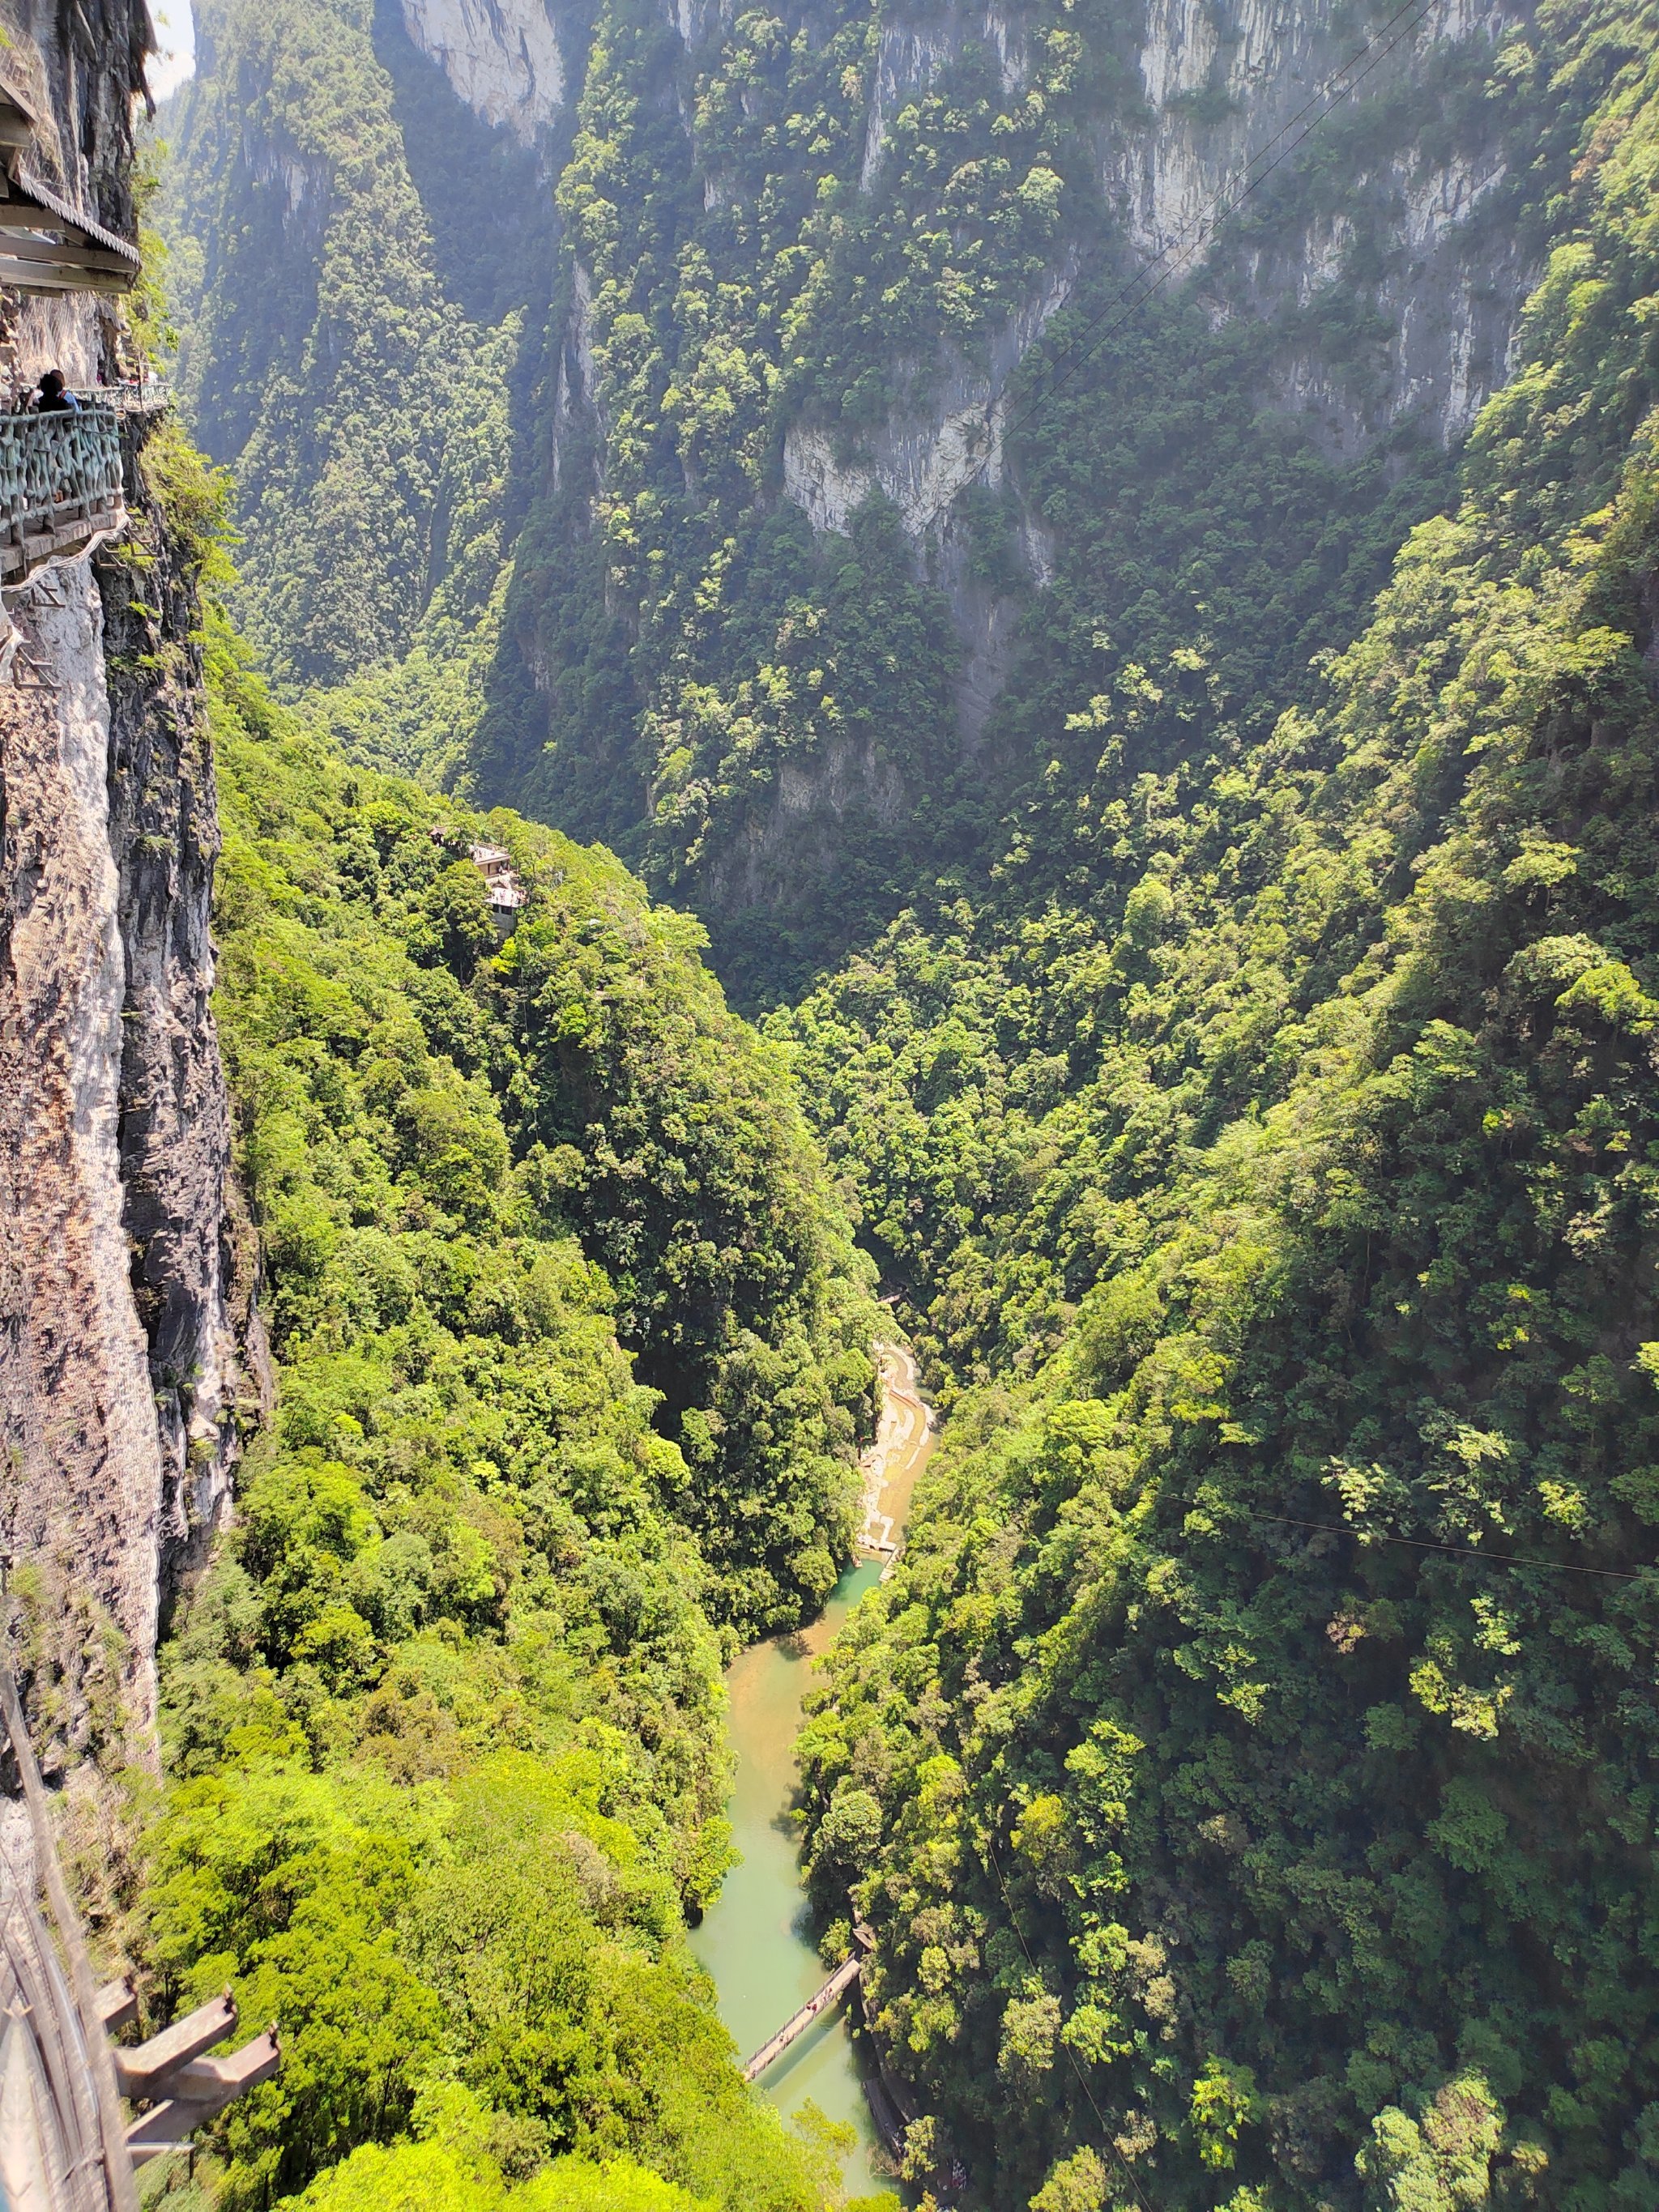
[689,1558,900,2201]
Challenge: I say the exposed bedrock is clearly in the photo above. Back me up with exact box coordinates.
[0,4,250,1771]
[96,472,267,1607]
[701,729,909,916]
[0,560,168,1724]
[399,0,566,139]
[161,0,1550,934]
[770,0,1531,565]
[0,457,259,1739]
[531,0,1541,903]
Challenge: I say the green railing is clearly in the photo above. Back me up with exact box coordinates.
[70,380,171,415]
[0,403,123,579]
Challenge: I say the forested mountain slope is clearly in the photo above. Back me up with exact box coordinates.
[783,14,1659,2207]
[118,433,878,2211]
[157,0,1581,998]
[153,0,1659,2205]
[479,0,1561,995]
[155,0,562,767]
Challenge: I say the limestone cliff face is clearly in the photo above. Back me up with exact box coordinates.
[764,0,1529,562]
[0,4,258,1736]
[1115,0,1529,449]
[399,0,566,141]
[96,463,267,1600]
[163,0,563,693]
[0,441,258,1737]
[0,0,154,399]
[522,0,1542,910]
[0,0,151,245]
[160,0,1557,946]
[0,563,169,1715]
[700,729,909,917]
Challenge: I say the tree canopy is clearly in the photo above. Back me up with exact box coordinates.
[116,443,877,2206]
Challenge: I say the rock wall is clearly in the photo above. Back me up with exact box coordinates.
[1115,0,1529,451]
[0,3,258,1737]
[97,457,267,1603]
[702,727,908,914]
[778,0,1530,550]
[0,0,152,245]
[399,0,566,140]
[0,564,168,1720]
[0,0,156,403]
[159,0,1554,943]
[0,450,258,1738]
[523,0,1541,905]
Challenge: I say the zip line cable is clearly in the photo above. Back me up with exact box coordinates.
[932,0,1444,520]
[1253,1512,1650,1583]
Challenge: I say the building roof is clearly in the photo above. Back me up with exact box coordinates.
[0,83,140,295]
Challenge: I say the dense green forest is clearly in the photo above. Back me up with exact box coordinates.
[117,424,881,2211]
[155,0,562,776]
[150,0,1659,2202]
[478,0,1531,995]
[783,12,1659,2210]
[160,0,1562,1000]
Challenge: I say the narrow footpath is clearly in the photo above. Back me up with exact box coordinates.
[742,1948,866,2082]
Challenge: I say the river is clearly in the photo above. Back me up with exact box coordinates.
[689,1345,935,2202]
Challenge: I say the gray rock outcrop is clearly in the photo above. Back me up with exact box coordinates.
[0,0,258,1738]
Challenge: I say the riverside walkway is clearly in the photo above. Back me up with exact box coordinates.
[856,1342,932,1566]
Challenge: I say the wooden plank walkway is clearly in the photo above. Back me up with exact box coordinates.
[741,1952,864,2082]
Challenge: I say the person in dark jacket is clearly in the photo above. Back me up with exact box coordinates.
[34,369,79,413]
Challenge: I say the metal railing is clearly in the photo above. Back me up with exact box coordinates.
[70,380,171,415]
[0,403,123,578]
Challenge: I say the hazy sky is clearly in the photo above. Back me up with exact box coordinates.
[149,0,196,99]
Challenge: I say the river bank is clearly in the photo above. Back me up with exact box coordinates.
[690,1345,936,2201]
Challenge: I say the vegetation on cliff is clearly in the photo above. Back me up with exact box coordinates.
[482,0,1527,994]
[160,0,1584,1000]
[785,12,1659,2206]
[126,423,877,2207]
[149,0,1659,2202]
[155,0,556,757]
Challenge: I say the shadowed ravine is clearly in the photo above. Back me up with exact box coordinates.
[690,1348,935,2201]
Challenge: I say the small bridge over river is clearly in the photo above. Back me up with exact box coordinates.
[741,1926,873,2082]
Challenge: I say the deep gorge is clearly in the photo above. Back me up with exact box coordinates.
[0,0,1655,2204]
